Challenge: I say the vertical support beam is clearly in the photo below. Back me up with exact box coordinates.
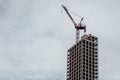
[76,29,79,43]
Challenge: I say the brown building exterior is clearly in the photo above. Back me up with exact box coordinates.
[67,34,98,80]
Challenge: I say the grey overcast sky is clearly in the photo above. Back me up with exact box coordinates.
[0,0,120,80]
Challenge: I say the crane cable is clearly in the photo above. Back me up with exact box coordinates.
[57,0,82,18]
[57,0,84,24]
[69,10,82,18]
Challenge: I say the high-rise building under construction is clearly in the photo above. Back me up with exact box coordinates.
[67,34,98,80]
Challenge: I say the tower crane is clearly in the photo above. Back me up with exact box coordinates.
[62,5,86,43]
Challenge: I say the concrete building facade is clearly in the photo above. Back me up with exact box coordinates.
[67,34,98,80]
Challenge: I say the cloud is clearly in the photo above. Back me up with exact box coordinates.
[0,0,120,80]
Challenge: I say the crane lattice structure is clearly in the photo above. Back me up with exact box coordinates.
[62,5,86,43]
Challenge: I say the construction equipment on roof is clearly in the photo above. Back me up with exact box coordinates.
[62,5,86,43]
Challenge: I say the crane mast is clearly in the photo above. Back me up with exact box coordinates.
[62,5,86,43]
